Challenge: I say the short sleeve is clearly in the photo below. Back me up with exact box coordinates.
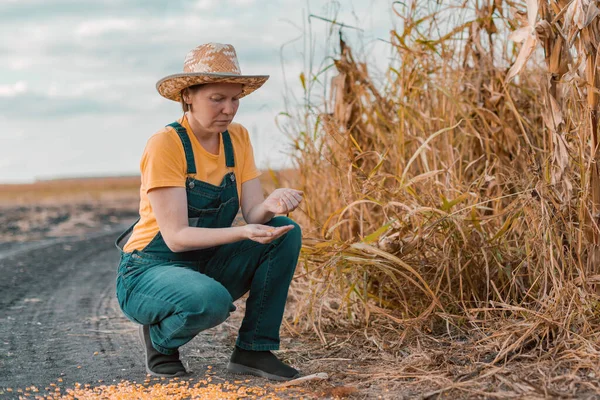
[240,126,262,183]
[140,131,187,193]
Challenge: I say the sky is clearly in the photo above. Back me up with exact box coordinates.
[0,0,396,183]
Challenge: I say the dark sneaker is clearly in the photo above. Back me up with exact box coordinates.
[138,325,187,377]
[226,346,300,381]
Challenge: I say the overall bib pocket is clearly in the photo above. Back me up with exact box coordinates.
[188,196,238,228]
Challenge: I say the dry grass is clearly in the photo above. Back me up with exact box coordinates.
[0,171,293,205]
[0,171,298,243]
[279,0,600,397]
[0,176,141,205]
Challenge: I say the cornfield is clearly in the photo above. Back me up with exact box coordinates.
[281,0,600,396]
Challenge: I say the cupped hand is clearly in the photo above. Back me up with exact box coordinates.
[263,188,304,215]
[243,224,295,244]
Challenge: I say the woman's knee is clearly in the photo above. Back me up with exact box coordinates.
[183,284,235,329]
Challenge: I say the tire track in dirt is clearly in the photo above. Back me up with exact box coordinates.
[0,227,257,394]
[0,229,148,390]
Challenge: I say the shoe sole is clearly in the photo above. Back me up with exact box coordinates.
[226,361,299,382]
[137,325,188,378]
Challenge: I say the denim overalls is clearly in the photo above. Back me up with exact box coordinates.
[115,122,301,355]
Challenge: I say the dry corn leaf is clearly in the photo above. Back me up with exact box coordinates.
[507,34,538,81]
[507,0,541,81]
[565,0,586,30]
[272,372,329,387]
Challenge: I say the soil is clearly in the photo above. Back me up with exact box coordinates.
[0,202,357,399]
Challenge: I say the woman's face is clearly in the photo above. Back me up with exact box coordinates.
[185,83,243,134]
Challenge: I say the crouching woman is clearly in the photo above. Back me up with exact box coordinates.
[115,43,303,381]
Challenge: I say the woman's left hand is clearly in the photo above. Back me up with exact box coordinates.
[263,188,304,215]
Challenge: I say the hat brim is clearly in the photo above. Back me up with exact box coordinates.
[156,72,269,101]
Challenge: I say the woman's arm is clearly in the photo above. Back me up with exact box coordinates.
[148,186,294,252]
[148,187,244,252]
[241,178,274,224]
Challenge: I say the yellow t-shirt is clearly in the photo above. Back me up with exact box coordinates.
[123,116,261,252]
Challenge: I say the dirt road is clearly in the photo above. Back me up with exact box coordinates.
[0,226,244,393]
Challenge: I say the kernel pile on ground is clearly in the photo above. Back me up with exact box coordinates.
[1,374,312,400]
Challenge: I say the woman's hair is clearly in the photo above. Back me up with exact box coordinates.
[180,84,204,112]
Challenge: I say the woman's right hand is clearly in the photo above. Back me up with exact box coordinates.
[242,224,295,244]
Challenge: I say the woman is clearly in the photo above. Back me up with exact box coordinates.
[115,43,303,381]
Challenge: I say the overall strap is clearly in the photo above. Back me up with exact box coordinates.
[167,122,196,175]
[221,130,235,168]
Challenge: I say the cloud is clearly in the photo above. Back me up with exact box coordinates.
[75,18,139,38]
[0,0,194,20]
[193,0,218,10]
[0,81,28,97]
[6,58,33,71]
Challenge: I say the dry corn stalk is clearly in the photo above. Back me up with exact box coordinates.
[285,0,600,378]
[508,0,600,272]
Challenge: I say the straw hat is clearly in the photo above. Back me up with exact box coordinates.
[156,43,269,101]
